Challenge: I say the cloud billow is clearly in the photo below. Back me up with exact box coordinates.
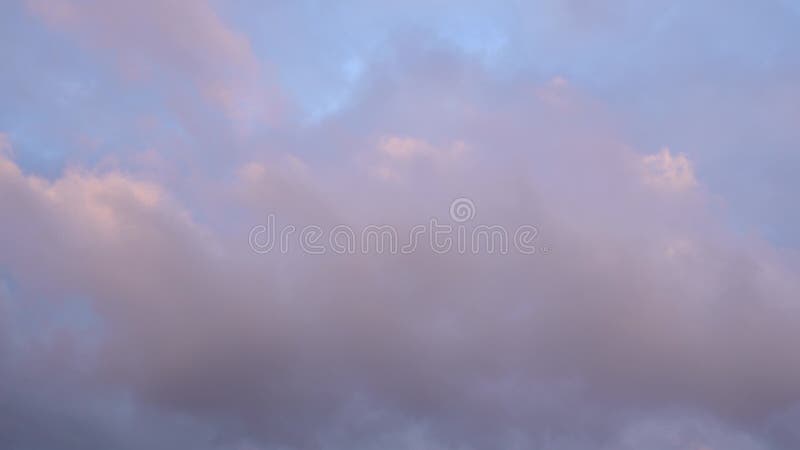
[1,1,800,449]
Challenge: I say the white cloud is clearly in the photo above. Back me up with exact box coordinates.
[641,147,698,192]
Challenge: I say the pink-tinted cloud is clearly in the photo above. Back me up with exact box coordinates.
[0,58,798,449]
[2,4,800,448]
[26,0,285,130]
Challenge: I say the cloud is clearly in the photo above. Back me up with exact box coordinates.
[0,56,798,448]
[641,147,698,192]
[2,3,800,449]
[25,0,285,130]
[368,136,467,181]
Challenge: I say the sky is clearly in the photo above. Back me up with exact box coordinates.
[1,1,800,449]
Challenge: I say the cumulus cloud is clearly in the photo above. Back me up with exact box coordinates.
[367,136,467,181]
[2,2,800,450]
[641,147,698,192]
[1,58,799,448]
[25,0,285,130]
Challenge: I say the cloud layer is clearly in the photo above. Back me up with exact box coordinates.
[2,1,800,449]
